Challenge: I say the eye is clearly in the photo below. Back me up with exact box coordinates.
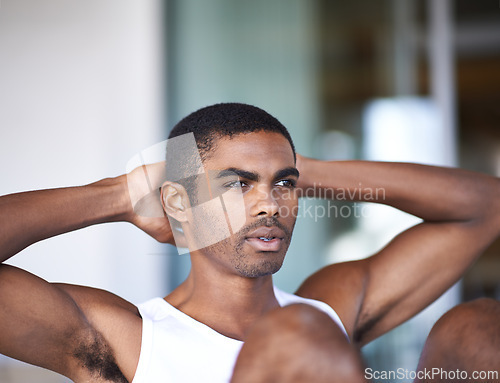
[275,179,296,188]
[224,180,249,189]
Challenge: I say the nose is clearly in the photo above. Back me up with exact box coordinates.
[250,184,279,218]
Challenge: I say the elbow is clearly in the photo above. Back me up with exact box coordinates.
[471,177,500,235]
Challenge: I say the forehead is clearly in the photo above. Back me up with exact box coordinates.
[203,131,295,173]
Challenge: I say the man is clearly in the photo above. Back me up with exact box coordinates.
[0,103,499,383]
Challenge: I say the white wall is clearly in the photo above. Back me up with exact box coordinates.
[0,3,168,378]
[0,0,167,319]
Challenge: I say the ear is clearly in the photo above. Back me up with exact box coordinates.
[160,182,190,222]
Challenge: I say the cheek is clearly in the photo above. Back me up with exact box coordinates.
[219,190,247,233]
[276,193,299,221]
[189,199,233,249]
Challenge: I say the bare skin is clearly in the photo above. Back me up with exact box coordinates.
[0,131,499,382]
[231,304,368,383]
[415,298,500,383]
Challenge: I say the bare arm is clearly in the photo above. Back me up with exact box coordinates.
[295,156,500,345]
[0,178,125,262]
[0,170,174,380]
[0,168,176,263]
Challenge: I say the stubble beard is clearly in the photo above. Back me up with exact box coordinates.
[221,217,294,278]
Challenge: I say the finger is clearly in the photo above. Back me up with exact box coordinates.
[133,190,164,217]
[142,161,167,190]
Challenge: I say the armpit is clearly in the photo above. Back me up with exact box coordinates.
[72,328,129,383]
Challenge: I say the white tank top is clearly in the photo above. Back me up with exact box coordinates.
[132,286,347,383]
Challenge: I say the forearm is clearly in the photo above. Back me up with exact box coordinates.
[0,176,130,263]
[297,156,500,223]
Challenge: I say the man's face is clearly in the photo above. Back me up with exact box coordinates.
[187,131,299,278]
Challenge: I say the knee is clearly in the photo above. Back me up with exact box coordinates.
[430,298,500,345]
[462,297,500,317]
[262,303,331,327]
[251,304,347,345]
[235,304,366,383]
[419,298,500,370]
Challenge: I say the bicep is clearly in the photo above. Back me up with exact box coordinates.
[356,219,492,344]
[297,219,495,346]
[0,264,91,378]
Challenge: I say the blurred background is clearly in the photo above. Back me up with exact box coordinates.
[0,0,499,381]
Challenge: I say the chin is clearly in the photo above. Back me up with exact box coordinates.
[234,259,284,278]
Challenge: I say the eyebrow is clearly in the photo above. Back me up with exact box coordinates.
[273,167,300,181]
[216,167,299,182]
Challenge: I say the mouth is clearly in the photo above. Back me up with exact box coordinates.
[257,237,275,242]
[244,226,286,252]
[245,237,282,252]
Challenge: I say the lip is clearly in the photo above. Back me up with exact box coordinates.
[244,226,285,252]
[245,237,283,252]
[245,226,285,240]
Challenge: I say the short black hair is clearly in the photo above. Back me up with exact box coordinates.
[165,103,295,205]
[168,103,295,161]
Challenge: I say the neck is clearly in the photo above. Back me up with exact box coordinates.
[165,259,280,340]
